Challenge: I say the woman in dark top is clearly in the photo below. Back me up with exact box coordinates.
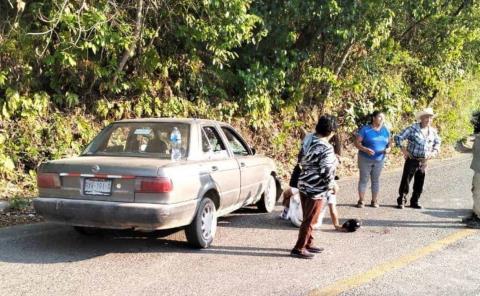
[291,115,339,259]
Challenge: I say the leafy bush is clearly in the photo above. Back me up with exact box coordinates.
[434,75,480,143]
[8,197,31,211]
[1,0,480,197]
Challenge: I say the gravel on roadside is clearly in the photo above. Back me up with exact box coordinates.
[0,204,44,228]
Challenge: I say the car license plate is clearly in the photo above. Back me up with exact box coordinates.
[84,178,112,196]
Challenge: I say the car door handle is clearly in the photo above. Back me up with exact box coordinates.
[240,162,246,168]
[211,166,219,172]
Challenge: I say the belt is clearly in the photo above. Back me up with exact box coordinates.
[409,155,426,161]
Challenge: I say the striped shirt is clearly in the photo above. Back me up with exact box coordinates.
[298,136,338,198]
[394,123,441,159]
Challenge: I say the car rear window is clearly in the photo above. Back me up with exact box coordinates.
[82,122,190,159]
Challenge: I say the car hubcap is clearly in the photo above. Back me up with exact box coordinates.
[201,202,216,241]
[265,176,276,210]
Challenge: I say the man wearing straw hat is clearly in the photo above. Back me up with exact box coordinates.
[394,107,441,209]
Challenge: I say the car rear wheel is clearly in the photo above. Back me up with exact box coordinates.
[185,197,217,248]
[257,175,277,213]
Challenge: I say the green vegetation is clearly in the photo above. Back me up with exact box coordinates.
[8,196,31,211]
[1,0,480,198]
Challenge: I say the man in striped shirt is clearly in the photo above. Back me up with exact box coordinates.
[291,115,339,259]
[394,108,441,209]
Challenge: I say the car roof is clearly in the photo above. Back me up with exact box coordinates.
[115,118,226,126]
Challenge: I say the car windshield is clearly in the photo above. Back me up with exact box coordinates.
[82,122,190,159]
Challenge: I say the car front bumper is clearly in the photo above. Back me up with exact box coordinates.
[33,197,198,230]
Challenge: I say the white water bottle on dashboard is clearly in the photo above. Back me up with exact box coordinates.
[170,127,182,161]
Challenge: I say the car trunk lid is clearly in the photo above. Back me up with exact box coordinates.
[39,156,171,202]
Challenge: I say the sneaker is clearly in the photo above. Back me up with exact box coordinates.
[306,246,325,253]
[371,201,379,208]
[290,249,315,259]
[279,208,289,220]
[356,200,365,208]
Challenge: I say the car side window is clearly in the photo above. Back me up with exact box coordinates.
[221,127,250,156]
[201,131,211,153]
[202,127,227,153]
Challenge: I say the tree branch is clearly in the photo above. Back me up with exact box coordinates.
[398,0,452,42]
[323,38,355,100]
[112,0,144,85]
[333,38,355,77]
[319,32,326,68]
[427,89,439,106]
[451,0,469,16]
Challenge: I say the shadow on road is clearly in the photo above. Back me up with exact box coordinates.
[0,216,291,265]
[421,207,471,219]
[357,207,471,229]
[359,219,466,229]
[0,205,472,265]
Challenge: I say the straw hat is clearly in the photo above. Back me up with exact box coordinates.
[415,107,435,120]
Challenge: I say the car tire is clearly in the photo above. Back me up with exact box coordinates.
[257,175,277,213]
[73,226,103,236]
[185,197,217,248]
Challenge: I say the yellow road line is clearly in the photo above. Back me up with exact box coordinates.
[308,229,477,296]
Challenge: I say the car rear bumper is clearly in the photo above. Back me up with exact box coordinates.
[33,197,198,230]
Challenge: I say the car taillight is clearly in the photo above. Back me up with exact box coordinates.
[37,173,61,188]
[135,177,173,193]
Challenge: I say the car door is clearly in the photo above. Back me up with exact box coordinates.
[200,125,241,210]
[220,126,264,205]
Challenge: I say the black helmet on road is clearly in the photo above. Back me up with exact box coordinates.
[342,219,361,232]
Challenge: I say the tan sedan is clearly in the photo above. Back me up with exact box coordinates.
[34,118,281,248]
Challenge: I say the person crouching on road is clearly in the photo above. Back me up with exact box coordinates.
[291,115,339,259]
[279,132,315,220]
[354,110,392,208]
[464,112,480,228]
[394,107,441,209]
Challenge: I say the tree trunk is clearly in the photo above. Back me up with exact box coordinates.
[323,38,355,100]
[319,32,326,67]
[112,0,144,85]
[427,89,439,106]
[452,0,470,17]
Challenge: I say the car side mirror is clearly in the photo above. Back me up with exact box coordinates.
[250,147,256,155]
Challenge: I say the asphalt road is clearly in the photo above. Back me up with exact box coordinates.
[0,155,479,296]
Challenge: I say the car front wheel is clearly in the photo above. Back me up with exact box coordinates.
[185,197,217,248]
[257,175,277,213]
